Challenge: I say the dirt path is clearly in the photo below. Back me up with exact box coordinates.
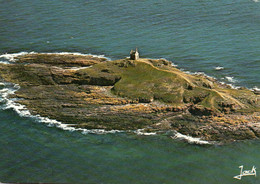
[137,59,194,86]
[138,59,247,109]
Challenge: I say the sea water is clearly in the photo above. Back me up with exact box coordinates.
[0,0,259,183]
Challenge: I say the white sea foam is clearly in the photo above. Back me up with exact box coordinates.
[184,70,217,80]
[171,132,211,145]
[156,57,178,67]
[184,70,203,75]
[171,62,178,67]
[134,129,157,136]
[0,82,157,136]
[215,66,224,70]
[48,52,111,61]
[0,51,111,62]
[252,86,260,91]
[228,84,240,89]
[0,82,123,134]
[181,69,243,90]
[0,52,36,62]
[0,82,158,136]
[0,60,12,65]
[253,0,259,2]
[225,76,237,83]
[219,81,240,89]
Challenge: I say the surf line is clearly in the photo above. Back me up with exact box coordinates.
[0,82,123,134]
[233,165,256,180]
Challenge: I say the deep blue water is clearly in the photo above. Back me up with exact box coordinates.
[0,0,260,183]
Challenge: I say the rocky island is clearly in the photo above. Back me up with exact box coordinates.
[0,52,259,143]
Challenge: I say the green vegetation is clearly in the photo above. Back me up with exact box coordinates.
[82,58,259,113]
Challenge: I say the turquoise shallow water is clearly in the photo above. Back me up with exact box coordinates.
[0,0,260,183]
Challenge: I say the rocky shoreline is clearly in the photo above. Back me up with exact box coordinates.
[0,53,259,143]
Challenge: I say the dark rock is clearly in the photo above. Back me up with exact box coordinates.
[189,105,216,116]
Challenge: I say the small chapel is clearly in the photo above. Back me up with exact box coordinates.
[130,48,139,60]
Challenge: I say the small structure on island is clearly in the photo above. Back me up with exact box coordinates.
[130,48,139,60]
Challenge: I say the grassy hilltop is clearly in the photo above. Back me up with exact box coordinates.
[79,57,259,114]
[0,53,259,142]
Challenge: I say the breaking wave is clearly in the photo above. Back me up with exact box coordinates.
[0,82,159,136]
[215,66,224,70]
[0,60,12,65]
[171,131,211,145]
[219,81,240,89]
[252,86,260,91]
[225,76,237,83]
[0,82,216,144]
[0,82,122,135]
[171,62,178,67]
[134,129,157,136]
[0,52,35,62]
[183,70,217,81]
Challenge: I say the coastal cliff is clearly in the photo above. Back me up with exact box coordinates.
[0,53,259,143]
